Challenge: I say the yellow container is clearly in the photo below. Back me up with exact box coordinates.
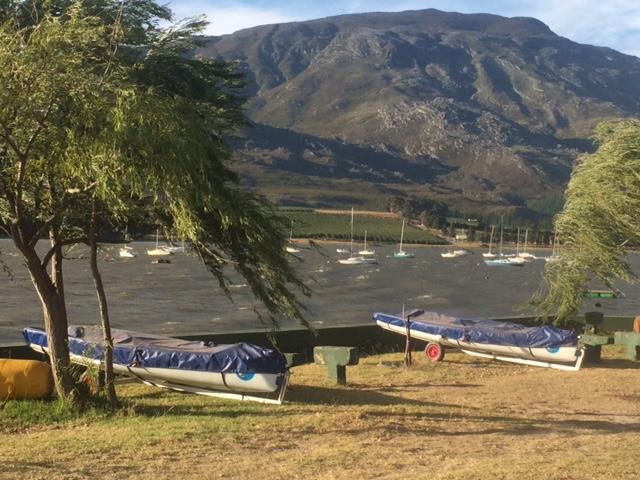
[0,359,54,400]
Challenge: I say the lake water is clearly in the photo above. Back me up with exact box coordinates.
[1,239,639,344]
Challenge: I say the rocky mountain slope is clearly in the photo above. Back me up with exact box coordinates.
[198,9,640,216]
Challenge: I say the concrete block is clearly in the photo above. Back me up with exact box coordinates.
[313,346,359,385]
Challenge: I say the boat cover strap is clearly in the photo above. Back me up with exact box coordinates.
[374,310,577,348]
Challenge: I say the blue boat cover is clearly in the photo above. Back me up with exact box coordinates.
[23,326,287,375]
[374,310,577,348]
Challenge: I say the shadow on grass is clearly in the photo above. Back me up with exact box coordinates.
[284,384,460,408]
[363,410,640,436]
[589,359,640,369]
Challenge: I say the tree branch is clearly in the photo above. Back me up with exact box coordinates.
[28,181,98,246]
[41,237,88,268]
[23,101,54,160]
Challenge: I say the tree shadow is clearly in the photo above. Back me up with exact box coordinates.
[285,384,461,408]
[362,410,640,437]
[589,359,640,369]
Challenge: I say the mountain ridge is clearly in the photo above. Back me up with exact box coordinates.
[197,9,640,217]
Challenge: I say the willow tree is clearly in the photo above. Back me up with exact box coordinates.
[536,119,640,324]
[0,2,308,401]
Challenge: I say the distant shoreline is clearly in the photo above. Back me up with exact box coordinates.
[290,238,556,249]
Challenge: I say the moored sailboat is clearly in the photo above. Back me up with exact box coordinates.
[484,216,523,266]
[338,208,366,265]
[285,220,301,254]
[358,230,376,256]
[118,245,138,258]
[147,230,172,256]
[393,218,415,259]
[482,225,497,258]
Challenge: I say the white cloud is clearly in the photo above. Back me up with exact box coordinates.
[168,1,298,35]
[514,0,640,57]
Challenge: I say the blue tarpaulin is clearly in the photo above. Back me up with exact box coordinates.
[23,326,287,375]
[374,310,577,348]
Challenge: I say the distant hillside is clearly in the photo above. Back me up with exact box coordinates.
[198,9,640,218]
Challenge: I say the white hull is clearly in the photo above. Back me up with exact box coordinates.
[484,257,524,266]
[358,249,376,256]
[164,246,185,254]
[338,256,367,265]
[30,345,281,394]
[147,248,172,256]
[286,246,301,253]
[119,247,137,258]
[441,249,468,258]
[394,251,414,259]
[376,320,580,364]
[482,252,496,258]
[336,248,349,254]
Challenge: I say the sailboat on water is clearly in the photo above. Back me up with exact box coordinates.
[147,230,173,256]
[546,233,560,262]
[338,208,366,265]
[119,245,138,258]
[358,229,376,256]
[285,220,301,254]
[514,229,535,261]
[484,216,523,266]
[482,225,497,258]
[394,219,415,259]
[165,237,186,254]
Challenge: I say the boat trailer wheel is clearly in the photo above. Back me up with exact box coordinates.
[425,342,444,362]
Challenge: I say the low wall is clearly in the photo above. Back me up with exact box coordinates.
[1,315,635,361]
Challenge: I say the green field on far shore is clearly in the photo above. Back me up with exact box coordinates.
[279,209,444,244]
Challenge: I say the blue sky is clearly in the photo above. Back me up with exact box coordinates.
[167,0,640,57]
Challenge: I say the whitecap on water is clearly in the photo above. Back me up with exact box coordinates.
[410,294,432,300]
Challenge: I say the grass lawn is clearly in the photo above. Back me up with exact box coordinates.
[2,346,639,479]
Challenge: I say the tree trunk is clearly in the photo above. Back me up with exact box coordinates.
[89,204,117,407]
[20,243,75,398]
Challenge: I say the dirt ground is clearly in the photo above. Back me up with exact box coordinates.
[2,346,639,480]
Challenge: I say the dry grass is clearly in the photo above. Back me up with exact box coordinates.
[2,346,639,480]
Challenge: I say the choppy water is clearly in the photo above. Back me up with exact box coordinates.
[1,239,639,344]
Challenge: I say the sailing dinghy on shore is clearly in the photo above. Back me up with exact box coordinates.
[23,326,289,404]
[374,310,584,371]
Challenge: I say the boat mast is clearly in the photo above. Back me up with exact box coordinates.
[349,207,354,255]
[523,229,528,254]
[399,219,405,253]
[499,215,504,256]
[488,225,495,254]
[364,229,367,250]
[516,227,520,256]
[290,219,294,242]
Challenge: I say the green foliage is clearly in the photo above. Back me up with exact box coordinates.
[0,2,308,331]
[536,119,640,324]
[527,192,565,217]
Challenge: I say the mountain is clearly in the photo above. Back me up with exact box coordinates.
[197,9,640,217]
